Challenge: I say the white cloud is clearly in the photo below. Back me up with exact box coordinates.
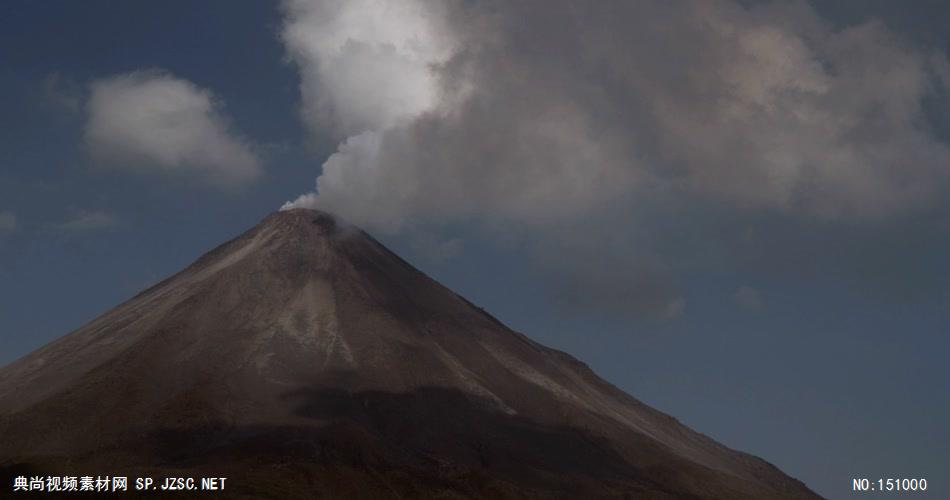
[84,70,261,188]
[55,210,119,232]
[282,1,950,226]
[0,211,16,233]
[279,0,950,318]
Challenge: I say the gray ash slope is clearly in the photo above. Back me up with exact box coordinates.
[0,209,819,499]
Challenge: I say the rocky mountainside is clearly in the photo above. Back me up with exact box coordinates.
[0,209,819,499]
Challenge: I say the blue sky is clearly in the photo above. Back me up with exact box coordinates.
[1,2,949,497]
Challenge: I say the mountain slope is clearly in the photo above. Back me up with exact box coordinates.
[0,209,819,498]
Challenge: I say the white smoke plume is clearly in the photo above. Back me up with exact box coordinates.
[280,0,467,226]
[280,0,950,317]
[282,0,950,227]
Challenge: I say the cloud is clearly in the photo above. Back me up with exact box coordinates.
[280,0,950,318]
[734,286,764,310]
[0,211,16,233]
[84,70,261,188]
[54,210,119,232]
[283,0,950,226]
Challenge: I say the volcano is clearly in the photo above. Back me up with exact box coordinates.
[0,209,818,498]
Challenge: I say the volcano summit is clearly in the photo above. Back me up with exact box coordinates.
[0,209,818,498]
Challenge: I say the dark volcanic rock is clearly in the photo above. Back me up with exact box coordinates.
[0,209,820,499]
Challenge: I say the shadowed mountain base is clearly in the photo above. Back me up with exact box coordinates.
[2,387,776,499]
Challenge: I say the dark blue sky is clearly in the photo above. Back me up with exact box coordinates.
[2,2,949,497]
